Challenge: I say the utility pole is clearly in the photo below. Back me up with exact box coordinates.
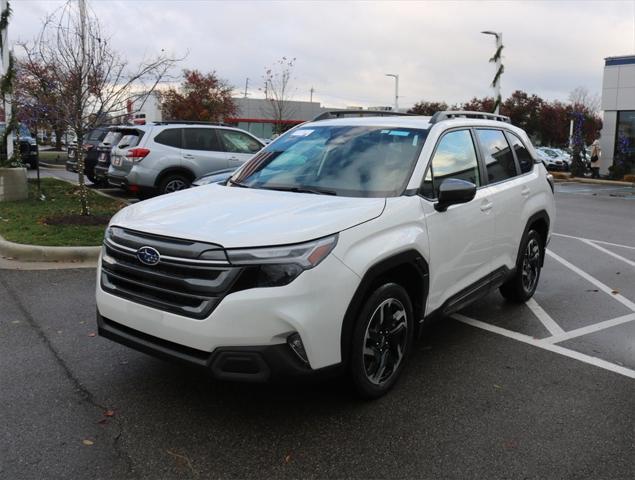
[309,87,314,103]
[1,0,13,160]
[243,78,249,98]
[385,74,399,111]
[481,31,503,114]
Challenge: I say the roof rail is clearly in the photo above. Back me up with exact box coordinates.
[429,110,511,124]
[312,110,416,122]
[152,120,232,127]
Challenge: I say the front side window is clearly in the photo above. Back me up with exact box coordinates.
[507,133,534,173]
[476,129,518,183]
[154,128,182,148]
[218,130,262,154]
[421,129,479,199]
[88,129,107,142]
[232,126,427,197]
[183,128,221,151]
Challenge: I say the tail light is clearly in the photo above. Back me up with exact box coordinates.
[82,144,93,151]
[126,148,150,162]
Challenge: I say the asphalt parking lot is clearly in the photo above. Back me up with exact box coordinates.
[1,182,633,479]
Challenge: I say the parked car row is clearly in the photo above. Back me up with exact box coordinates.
[0,122,39,169]
[535,146,571,172]
[65,121,265,198]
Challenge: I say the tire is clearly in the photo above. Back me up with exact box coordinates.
[158,174,191,195]
[500,229,543,303]
[349,283,414,399]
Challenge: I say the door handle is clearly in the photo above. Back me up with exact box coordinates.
[229,156,240,161]
[480,200,493,213]
[183,154,195,160]
[521,186,531,198]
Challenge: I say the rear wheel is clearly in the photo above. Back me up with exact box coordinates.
[500,229,543,303]
[349,283,414,399]
[159,174,191,195]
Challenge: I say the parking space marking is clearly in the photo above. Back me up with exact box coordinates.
[553,233,635,251]
[543,313,635,344]
[525,298,565,335]
[546,250,635,312]
[453,313,635,379]
[579,239,635,268]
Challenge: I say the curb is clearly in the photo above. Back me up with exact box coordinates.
[39,162,67,169]
[0,234,100,263]
[553,177,634,187]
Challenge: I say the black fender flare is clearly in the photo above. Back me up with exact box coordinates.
[517,210,550,267]
[339,250,429,365]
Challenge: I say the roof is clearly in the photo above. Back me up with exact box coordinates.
[605,55,635,67]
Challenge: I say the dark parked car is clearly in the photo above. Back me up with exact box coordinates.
[66,126,109,183]
[0,122,39,169]
[93,126,143,187]
[191,167,237,186]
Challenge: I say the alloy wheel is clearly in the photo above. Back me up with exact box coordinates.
[164,179,188,193]
[362,298,408,385]
[521,237,541,292]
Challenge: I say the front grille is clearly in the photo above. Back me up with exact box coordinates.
[101,227,242,319]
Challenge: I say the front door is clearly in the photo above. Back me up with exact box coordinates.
[419,129,496,313]
[181,127,228,178]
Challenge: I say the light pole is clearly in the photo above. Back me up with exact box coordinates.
[481,31,503,114]
[385,73,399,111]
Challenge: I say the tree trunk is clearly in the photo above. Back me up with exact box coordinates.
[75,134,90,216]
[54,127,64,151]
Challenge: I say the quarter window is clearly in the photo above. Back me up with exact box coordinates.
[183,128,221,151]
[154,128,182,149]
[508,133,534,173]
[476,129,518,183]
[421,129,480,199]
[218,130,262,154]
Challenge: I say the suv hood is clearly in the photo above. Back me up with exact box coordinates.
[110,184,386,248]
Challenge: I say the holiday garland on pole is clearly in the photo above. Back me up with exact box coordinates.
[484,32,504,114]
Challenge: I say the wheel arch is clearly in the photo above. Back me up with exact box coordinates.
[340,250,429,366]
[154,167,196,189]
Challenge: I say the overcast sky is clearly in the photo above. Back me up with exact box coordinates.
[10,0,635,109]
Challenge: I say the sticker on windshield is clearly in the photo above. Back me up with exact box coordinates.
[291,129,314,137]
[388,130,410,137]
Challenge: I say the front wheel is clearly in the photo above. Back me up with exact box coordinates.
[349,283,414,399]
[159,174,191,195]
[500,229,543,303]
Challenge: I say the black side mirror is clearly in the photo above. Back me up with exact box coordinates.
[434,178,477,212]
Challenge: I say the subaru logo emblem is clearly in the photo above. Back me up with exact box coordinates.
[137,246,160,266]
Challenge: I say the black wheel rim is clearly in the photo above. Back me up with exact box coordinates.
[522,237,541,292]
[362,298,408,385]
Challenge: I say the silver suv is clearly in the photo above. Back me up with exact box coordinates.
[107,121,264,198]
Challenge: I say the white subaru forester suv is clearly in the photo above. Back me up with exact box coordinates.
[97,111,555,398]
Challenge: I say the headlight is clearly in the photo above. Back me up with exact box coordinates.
[227,235,338,288]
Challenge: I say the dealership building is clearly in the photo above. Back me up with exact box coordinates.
[600,55,635,174]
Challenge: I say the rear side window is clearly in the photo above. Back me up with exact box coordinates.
[102,131,122,146]
[88,129,107,141]
[183,128,221,151]
[507,133,534,173]
[218,130,262,154]
[421,129,480,199]
[117,134,141,149]
[154,128,182,148]
[476,129,518,184]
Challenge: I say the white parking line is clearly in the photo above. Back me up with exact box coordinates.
[543,313,635,344]
[525,298,565,335]
[453,313,635,379]
[553,233,635,251]
[546,249,635,312]
[579,239,635,268]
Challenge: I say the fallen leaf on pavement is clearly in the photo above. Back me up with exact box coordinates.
[88,332,96,337]
[104,410,115,417]
[611,289,619,295]
[82,439,94,446]
[493,384,502,389]
[284,454,292,464]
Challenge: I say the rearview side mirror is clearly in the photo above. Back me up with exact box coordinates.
[434,178,477,212]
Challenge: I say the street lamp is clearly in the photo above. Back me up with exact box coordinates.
[385,73,399,111]
[481,31,503,114]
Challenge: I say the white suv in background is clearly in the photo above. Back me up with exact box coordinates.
[97,111,555,398]
[107,121,264,197]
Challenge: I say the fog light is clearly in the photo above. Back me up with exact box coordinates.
[287,333,308,364]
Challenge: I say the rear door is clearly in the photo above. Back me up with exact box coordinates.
[421,128,496,312]
[181,127,228,177]
[216,129,264,168]
[474,128,525,270]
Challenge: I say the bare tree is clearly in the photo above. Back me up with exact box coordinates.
[261,57,296,134]
[568,86,600,114]
[20,0,179,215]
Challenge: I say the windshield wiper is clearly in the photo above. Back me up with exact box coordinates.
[259,185,337,196]
[228,178,249,188]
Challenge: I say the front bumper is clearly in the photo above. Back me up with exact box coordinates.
[98,312,340,382]
[96,253,361,371]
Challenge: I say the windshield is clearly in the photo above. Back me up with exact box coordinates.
[231,125,427,197]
